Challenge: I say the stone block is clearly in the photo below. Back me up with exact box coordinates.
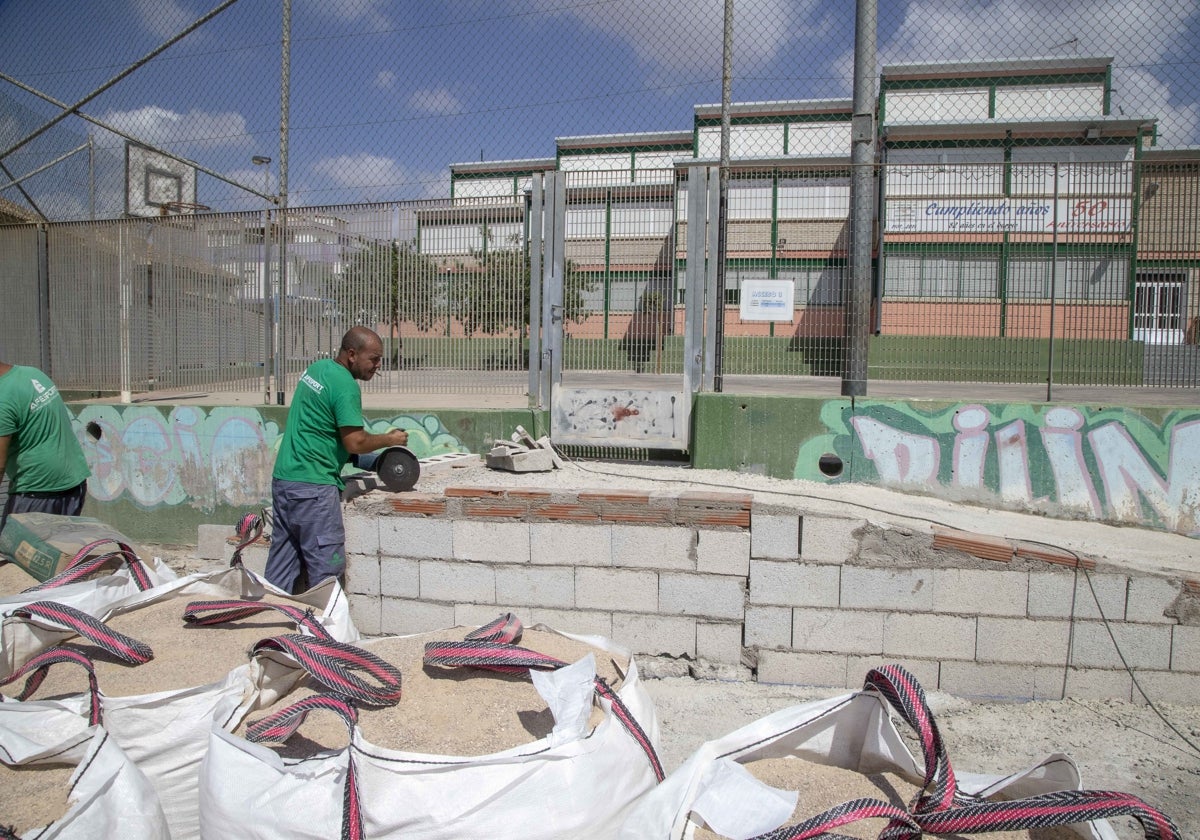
[379,516,453,560]
[800,515,862,563]
[757,650,847,688]
[931,568,1027,617]
[1126,575,1183,624]
[749,560,839,608]
[454,603,526,630]
[1028,571,1128,620]
[697,621,744,665]
[938,661,1058,701]
[841,567,935,611]
[659,572,745,620]
[453,520,530,565]
[486,448,556,472]
[344,553,380,597]
[494,564,575,609]
[1069,621,1171,670]
[576,567,658,613]
[745,605,792,649]
[530,522,612,566]
[527,608,613,639]
[343,515,380,555]
[611,525,694,570]
[379,556,419,599]
[236,543,268,577]
[347,593,381,637]
[197,523,232,560]
[380,597,455,636]
[420,559,495,604]
[792,608,884,655]
[1061,667,1134,702]
[611,613,696,658]
[845,656,941,692]
[1132,670,1200,705]
[1172,625,1200,673]
[695,530,751,576]
[883,613,976,660]
[751,512,800,559]
[976,617,1070,666]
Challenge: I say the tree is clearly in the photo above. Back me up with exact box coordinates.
[454,227,595,337]
[336,239,441,364]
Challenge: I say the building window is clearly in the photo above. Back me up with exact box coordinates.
[885,253,1000,298]
[1008,257,1128,300]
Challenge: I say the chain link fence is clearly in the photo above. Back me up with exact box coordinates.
[2,1,1198,397]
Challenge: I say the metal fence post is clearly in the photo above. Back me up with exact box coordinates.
[844,0,877,398]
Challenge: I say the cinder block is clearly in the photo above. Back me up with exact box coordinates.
[530,522,612,566]
[1070,621,1172,670]
[611,613,696,658]
[237,543,268,577]
[1125,576,1182,624]
[576,567,658,613]
[1172,625,1200,673]
[1061,667,1133,702]
[453,520,530,565]
[1028,570,1128,620]
[745,605,791,650]
[931,568,1027,617]
[420,559,496,604]
[751,512,801,559]
[792,608,884,655]
[197,524,233,560]
[938,661,1057,701]
[756,650,847,688]
[494,565,575,609]
[379,516,453,560]
[379,557,419,599]
[380,597,455,636]
[841,567,935,611]
[976,617,1070,666]
[1132,670,1200,706]
[528,608,613,639]
[344,553,380,597]
[800,515,862,563]
[343,515,380,555]
[697,621,744,665]
[659,572,745,620]
[845,656,940,692]
[611,525,694,570]
[883,613,976,660]
[347,593,381,637]
[748,560,839,608]
[695,530,751,576]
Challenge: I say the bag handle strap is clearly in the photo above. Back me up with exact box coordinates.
[26,539,154,592]
[183,599,332,640]
[11,601,153,664]
[0,646,103,725]
[464,611,523,643]
[228,512,264,568]
[251,634,402,707]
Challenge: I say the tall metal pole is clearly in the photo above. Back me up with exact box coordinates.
[843,0,877,397]
[1047,162,1060,402]
[713,0,734,392]
[276,0,291,405]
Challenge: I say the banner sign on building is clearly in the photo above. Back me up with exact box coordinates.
[740,279,795,322]
[885,198,1131,234]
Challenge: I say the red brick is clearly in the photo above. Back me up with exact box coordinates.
[462,501,528,518]
[678,490,754,508]
[389,496,448,516]
[931,526,1014,563]
[599,508,675,524]
[531,503,600,522]
[444,486,506,499]
[1014,542,1096,570]
[578,490,652,504]
[1183,578,1200,595]
[685,511,751,528]
[505,489,554,501]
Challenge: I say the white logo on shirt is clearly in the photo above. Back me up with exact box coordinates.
[31,378,45,394]
[300,372,324,394]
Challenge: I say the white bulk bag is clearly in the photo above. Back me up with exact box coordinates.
[199,624,663,840]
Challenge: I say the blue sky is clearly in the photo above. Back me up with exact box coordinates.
[1,0,1198,218]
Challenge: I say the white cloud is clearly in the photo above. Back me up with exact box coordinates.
[304,0,391,30]
[130,0,203,41]
[100,106,251,150]
[307,153,445,202]
[374,70,398,90]
[409,87,463,115]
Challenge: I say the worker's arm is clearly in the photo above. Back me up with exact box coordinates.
[339,426,408,456]
[0,433,9,480]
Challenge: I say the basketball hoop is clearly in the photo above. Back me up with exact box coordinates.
[159,201,211,216]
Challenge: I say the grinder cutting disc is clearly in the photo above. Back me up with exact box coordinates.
[376,446,420,492]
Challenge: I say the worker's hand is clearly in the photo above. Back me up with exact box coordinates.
[388,428,409,447]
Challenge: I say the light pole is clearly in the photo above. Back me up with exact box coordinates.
[253,155,275,404]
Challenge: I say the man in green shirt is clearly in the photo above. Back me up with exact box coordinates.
[0,361,91,534]
[264,326,408,593]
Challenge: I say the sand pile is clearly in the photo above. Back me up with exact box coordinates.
[240,626,628,758]
[0,761,73,834]
[0,560,39,595]
[692,758,1080,840]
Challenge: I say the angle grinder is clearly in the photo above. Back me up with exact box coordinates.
[350,447,421,492]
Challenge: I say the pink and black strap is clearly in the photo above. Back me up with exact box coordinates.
[465,612,523,643]
[11,601,153,664]
[229,512,265,568]
[251,634,402,707]
[183,599,333,640]
[750,798,921,840]
[0,646,103,725]
[25,539,154,592]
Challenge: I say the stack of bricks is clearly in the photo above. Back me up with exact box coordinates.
[341,487,1200,704]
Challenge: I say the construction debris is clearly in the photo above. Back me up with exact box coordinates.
[486,426,564,472]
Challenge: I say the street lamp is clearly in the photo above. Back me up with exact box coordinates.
[251,155,271,201]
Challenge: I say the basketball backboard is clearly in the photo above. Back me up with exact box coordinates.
[125,142,198,217]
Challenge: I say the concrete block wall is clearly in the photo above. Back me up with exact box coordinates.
[342,487,1200,703]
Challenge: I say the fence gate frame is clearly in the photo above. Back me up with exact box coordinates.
[528,168,718,451]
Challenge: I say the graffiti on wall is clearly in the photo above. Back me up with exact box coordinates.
[794,401,1200,535]
[71,405,467,513]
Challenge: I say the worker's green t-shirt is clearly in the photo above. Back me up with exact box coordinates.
[0,365,91,493]
[272,359,363,488]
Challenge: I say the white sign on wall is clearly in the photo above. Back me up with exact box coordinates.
[740,279,795,322]
[886,197,1131,233]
